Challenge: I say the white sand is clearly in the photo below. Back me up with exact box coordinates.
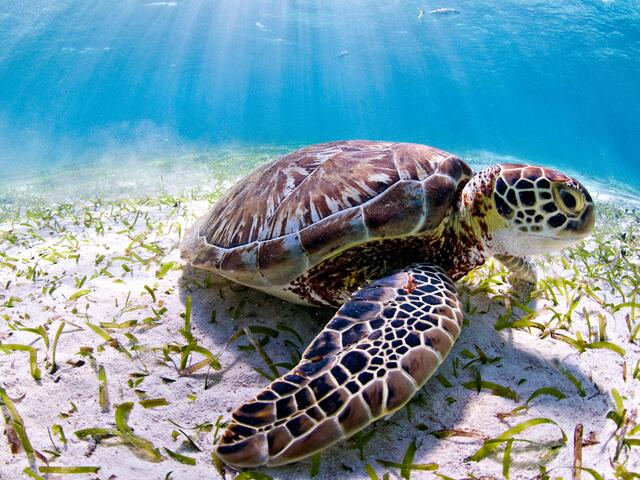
[1,159,639,479]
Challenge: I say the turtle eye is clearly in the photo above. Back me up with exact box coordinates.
[560,189,576,210]
[554,185,584,215]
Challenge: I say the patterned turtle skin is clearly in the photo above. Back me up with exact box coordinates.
[180,140,595,468]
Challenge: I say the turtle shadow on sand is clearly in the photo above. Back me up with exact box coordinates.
[177,267,333,391]
[177,267,608,478]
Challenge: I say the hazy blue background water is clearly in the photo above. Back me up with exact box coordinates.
[0,1,638,186]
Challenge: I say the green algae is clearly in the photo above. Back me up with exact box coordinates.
[1,165,639,478]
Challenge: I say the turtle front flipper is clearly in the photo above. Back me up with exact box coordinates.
[215,264,464,468]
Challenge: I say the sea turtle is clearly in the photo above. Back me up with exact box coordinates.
[180,140,595,468]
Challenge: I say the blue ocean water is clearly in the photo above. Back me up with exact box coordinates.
[0,1,638,186]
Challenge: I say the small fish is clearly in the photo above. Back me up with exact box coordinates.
[336,50,350,58]
[429,7,460,15]
[417,8,425,20]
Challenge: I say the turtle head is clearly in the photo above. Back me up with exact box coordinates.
[480,164,595,256]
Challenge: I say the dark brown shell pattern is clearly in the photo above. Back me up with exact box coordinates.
[184,141,474,296]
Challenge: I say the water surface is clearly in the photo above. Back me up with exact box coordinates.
[0,1,638,186]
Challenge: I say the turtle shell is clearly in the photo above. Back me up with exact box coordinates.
[181,140,473,288]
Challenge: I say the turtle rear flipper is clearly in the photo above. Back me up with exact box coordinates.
[215,264,464,468]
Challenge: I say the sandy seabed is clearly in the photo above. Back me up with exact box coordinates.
[1,155,639,479]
